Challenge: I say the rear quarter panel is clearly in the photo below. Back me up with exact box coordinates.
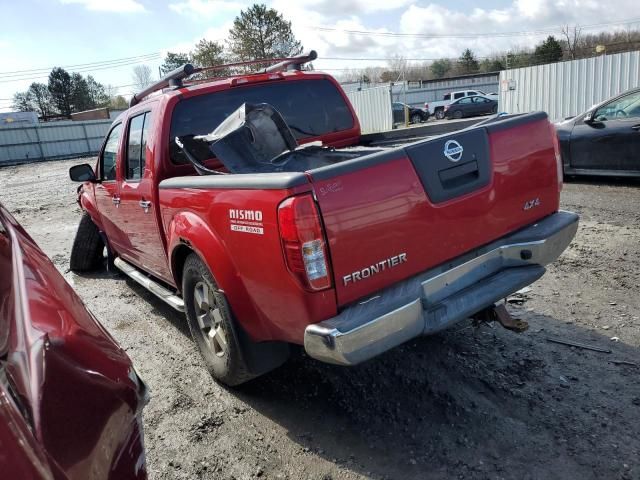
[159,186,338,344]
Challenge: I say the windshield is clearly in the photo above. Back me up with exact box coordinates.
[169,78,355,164]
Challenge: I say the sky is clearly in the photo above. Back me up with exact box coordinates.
[1,0,639,111]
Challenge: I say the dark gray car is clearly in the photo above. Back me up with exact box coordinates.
[445,96,497,119]
[392,102,429,124]
[555,87,640,177]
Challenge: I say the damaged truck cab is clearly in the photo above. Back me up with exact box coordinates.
[69,53,578,385]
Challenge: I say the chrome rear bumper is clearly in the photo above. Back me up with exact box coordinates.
[304,211,579,366]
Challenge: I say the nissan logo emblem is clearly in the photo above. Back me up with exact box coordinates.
[444,140,464,162]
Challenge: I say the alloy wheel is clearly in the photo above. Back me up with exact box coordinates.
[193,281,228,357]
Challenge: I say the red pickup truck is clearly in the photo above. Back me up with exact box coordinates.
[69,53,578,385]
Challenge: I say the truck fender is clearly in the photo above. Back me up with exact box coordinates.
[166,211,237,295]
[79,186,104,232]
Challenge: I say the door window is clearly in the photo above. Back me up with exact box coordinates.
[595,91,640,121]
[126,112,152,180]
[468,91,479,96]
[101,124,122,181]
[453,92,465,99]
[443,93,451,100]
[458,97,473,104]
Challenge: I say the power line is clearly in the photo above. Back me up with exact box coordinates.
[0,56,162,84]
[0,52,161,77]
[311,17,640,39]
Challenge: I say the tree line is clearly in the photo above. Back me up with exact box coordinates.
[341,27,640,84]
[12,6,640,114]
[12,69,129,119]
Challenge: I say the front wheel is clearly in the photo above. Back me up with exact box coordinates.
[70,212,104,272]
[182,254,255,386]
[435,109,445,120]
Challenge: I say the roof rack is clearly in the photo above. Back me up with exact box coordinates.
[129,50,317,107]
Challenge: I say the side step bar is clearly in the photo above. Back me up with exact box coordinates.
[114,257,185,312]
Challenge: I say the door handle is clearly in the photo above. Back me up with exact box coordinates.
[139,199,152,213]
[112,196,121,206]
[631,124,640,131]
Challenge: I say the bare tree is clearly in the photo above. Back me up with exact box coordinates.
[562,24,582,60]
[132,65,153,92]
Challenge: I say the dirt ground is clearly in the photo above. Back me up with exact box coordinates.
[1,158,639,480]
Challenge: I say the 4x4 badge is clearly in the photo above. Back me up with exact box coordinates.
[444,140,464,162]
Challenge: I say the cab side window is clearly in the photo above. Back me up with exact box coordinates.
[454,92,465,99]
[101,124,122,181]
[595,91,640,121]
[126,112,152,181]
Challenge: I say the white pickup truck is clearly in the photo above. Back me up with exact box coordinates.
[426,90,498,120]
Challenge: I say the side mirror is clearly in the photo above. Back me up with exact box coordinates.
[583,110,604,126]
[69,164,97,182]
[583,111,594,124]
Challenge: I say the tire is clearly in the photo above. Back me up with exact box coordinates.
[70,212,104,272]
[435,109,445,120]
[453,110,463,119]
[182,254,255,386]
[411,113,422,124]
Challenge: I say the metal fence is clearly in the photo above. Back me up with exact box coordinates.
[345,85,393,134]
[0,119,112,166]
[499,50,640,121]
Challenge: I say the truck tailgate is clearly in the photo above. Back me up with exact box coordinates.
[308,112,561,306]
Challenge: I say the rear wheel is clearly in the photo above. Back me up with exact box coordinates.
[70,212,104,272]
[435,109,445,120]
[411,113,422,124]
[182,254,255,386]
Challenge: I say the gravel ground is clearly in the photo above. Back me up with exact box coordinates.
[1,158,639,480]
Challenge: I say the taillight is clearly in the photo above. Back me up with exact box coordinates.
[444,105,450,111]
[278,194,332,291]
[424,102,429,110]
[549,123,563,192]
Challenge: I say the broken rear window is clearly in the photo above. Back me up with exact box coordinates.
[169,78,355,164]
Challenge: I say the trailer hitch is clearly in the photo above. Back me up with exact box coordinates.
[473,303,529,333]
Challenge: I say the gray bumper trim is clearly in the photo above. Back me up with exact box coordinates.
[304,211,579,366]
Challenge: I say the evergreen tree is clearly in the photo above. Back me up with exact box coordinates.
[534,35,564,64]
[48,67,73,116]
[71,73,93,112]
[191,39,228,78]
[228,4,302,66]
[458,49,479,74]
[86,75,110,107]
[160,52,191,75]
